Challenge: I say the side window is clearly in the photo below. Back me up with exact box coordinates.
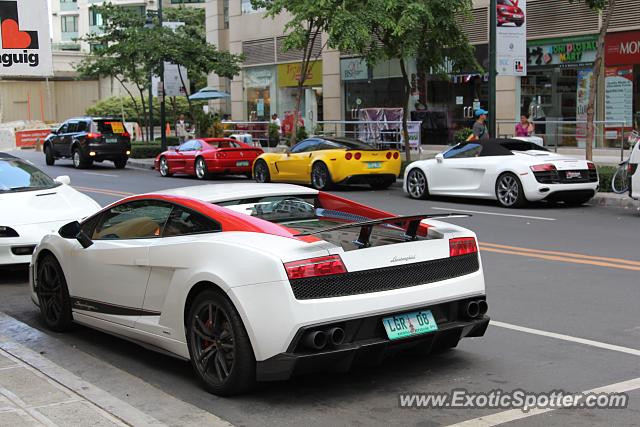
[163,206,220,237]
[290,139,320,153]
[80,213,103,237]
[192,141,202,151]
[444,143,483,159]
[92,200,173,240]
[76,121,88,132]
[179,141,195,152]
[58,123,69,134]
[67,122,79,133]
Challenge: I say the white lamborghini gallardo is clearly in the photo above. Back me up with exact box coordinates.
[30,183,488,395]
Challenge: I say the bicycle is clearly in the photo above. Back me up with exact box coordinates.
[611,130,639,194]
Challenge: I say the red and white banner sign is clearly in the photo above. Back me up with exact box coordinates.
[605,31,640,67]
[15,129,50,147]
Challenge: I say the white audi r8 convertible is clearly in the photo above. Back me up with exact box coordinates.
[0,152,100,267]
[404,139,599,208]
[30,183,488,395]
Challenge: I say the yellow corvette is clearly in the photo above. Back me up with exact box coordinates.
[253,137,401,190]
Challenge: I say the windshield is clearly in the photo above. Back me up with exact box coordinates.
[501,140,550,152]
[0,159,59,193]
[322,138,376,150]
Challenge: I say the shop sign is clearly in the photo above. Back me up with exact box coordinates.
[527,35,597,66]
[496,0,527,76]
[341,58,368,81]
[0,0,53,77]
[575,69,593,147]
[605,66,633,130]
[277,61,323,87]
[244,67,273,88]
[605,31,640,66]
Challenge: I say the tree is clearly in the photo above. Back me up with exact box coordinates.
[333,0,477,161]
[252,0,341,145]
[570,0,616,161]
[76,4,242,141]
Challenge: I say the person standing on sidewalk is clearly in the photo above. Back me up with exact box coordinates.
[471,109,490,140]
[175,114,190,143]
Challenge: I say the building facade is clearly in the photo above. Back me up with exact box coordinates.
[0,0,205,124]
[205,0,640,147]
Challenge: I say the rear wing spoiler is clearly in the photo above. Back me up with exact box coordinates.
[294,213,471,248]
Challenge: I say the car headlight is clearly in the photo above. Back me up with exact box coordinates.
[0,226,19,237]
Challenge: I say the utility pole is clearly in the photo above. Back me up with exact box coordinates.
[149,77,154,142]
[158,0,167,151]
[488,0,497,138]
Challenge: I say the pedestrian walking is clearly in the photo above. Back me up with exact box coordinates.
[270,113,282,135]
[175,114,190,143]
[471,109,490,140]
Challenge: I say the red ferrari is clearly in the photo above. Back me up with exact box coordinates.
[497,0,525,27]
[155,138,264,180]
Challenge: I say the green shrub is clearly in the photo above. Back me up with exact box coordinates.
[454,127,473,144]
[131,143,164,159]
[86,96,202,126]
[149,136,181,146]
[597,165,616,193]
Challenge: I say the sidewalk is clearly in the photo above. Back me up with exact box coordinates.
[0,313,233,427]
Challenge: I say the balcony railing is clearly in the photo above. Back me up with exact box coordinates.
[60,1,78,12]
[61,31,79,42]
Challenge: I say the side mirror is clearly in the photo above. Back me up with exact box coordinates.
[75,230,94,249]
[55,175,71,185]
[59,221,81,239]
[435,153,444,163]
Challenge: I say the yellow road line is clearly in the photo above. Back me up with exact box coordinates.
[72,186,134,198]
[480,246,640,272]
[481,242,640,267]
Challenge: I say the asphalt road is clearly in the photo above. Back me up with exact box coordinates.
[1,149,639,426]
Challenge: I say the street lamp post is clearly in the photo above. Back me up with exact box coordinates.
[488,0,497,138]
[158,0,167,151]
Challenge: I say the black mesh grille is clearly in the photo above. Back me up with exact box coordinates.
[290,253,480,300]
[533,169,597,184]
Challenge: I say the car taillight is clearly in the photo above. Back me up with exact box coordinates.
[530,163,557,172]
[393,152,399,159]
[284,255,347,280]
[122,131,130,138]
[629,163,638,175]
[450,237,478,257]
[587,162,596,170]
[354,152,362,160]
[386,152,392,159]
[345,152,353,160]
[217,152,227,158]
[87,132,102,140]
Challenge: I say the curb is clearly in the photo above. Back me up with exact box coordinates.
[127,159,155,170]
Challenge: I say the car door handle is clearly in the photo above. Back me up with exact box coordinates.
[134,258,149,267]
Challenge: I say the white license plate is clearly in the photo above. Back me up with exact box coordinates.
[106,137,118,143]
[566,171,582,179]
[236,161,249,167]
[367,162,382,169]
[383,310,438,340]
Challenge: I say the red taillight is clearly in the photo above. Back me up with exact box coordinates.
[386,152,392,159]
[393,152,399,159]
[449,237,478,257]
[217,152,227,159]
[87,132,102,140]
[629,163,638,175]
[354,152,362,160]
[284,255,347,280]
[345,152,353,160]
[530,163,557,172]
[122,131,130,138]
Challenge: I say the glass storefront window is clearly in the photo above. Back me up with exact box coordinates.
[244,67,276,121]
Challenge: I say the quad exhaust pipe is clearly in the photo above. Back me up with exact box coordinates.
[464,299,488,319]
[302,327,345,350]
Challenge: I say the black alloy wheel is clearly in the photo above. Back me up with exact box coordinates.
[311,162,333,190]
[36,254,73,332]
[186,289,255,395]
[253,160,271,183]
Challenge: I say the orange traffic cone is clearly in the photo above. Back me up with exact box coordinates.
[166,122,171,137]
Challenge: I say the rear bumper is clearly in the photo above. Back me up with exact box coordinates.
[86,143,130,161]
[542,189,596,202]
[205,159,253,174]
[522,175,598,202]
[256,306,489,381]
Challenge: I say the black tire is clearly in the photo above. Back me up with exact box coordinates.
[44,144,55,166]
[72,147,92,169]
[406,168,429,199]
[159,156,172,177]
[36,254,73,332]
[370,178,395,190]
[253,160,271,183]
[195,157,210,180]
[113,157,127,169]
[311,162,333,190]
[495,173,527,208]
[186,289,256,396]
